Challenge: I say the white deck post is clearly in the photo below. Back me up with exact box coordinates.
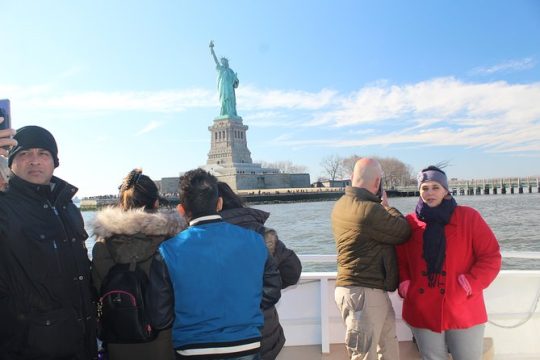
[320,277,330,353]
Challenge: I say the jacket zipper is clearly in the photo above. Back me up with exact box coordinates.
[47,200,63,273]
[47,196,90,323]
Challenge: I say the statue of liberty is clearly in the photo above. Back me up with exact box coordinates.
[210,41,239,118]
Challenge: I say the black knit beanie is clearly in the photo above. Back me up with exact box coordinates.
[8,126,59,168]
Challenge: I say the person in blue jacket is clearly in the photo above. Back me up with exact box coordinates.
[147,168,281,360]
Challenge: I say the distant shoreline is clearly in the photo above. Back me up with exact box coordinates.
[79,189,417,211]
[79,181,540,211]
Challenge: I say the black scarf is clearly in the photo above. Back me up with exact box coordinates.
[415,196,457,287]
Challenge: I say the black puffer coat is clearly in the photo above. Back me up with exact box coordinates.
[0,175,97,360]
[220,207,302,360]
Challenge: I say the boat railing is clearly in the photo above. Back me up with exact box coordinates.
[282,252,540,356]
[298,251,540,265]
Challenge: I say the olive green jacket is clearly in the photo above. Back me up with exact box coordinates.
[332,186,410,291]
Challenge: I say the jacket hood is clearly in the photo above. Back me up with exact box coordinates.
[220,207,277,254]
[220,207,269,229]
[92,206,186,239]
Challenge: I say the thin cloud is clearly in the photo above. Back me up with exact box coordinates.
[241,110,299,128]
[4,76,539,156]
[273,77,540,155]
[7,85,338,115]
[322,78,540,128]
[25,89,215,113]
[471,57,536,75]
[58,66,83,80]
[136,121,162,135]
[238,85,338,110]
[347,128,376,135]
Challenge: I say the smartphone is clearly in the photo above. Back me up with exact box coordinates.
[0,99,11,130]
[376,179,384,198]
[0,156,9,184]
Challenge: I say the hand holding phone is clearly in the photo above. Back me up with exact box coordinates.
[0,156,9,185]
[0,99,11,131]
[380,190,389,207]
[376,179,383,198]
[377,179,389,207]
[0,99,16,154]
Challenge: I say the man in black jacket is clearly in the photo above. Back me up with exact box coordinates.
[0,126,97,359]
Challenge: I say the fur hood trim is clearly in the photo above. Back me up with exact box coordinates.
[92,206,186,239]
[264,228,278,255]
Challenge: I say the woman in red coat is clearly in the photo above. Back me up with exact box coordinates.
[397,166,501,360]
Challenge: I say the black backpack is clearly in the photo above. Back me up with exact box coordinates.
[98,261,157,343]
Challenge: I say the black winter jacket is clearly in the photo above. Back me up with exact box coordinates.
[0,175,97,360]
[220,207,302,360]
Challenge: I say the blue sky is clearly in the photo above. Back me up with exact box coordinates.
[1,0,539,197]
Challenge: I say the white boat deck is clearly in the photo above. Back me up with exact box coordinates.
[276,252,540,359]
[278,342,418,359]
[278,339,494,359]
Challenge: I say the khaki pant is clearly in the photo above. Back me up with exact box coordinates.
[335,286,399,360]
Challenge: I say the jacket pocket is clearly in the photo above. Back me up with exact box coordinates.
[22,228,64,278]
[23,308,84,358]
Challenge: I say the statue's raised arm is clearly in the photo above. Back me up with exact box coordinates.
[209,41,219,67]
[209,41,239,118]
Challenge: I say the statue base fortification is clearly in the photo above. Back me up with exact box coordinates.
[203,115,309,190]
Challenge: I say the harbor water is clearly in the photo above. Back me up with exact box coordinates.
[82,192,540,271]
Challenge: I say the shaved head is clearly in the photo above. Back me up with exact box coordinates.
[352,158,383,192]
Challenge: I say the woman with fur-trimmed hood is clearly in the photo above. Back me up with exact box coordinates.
[91,169,186,360]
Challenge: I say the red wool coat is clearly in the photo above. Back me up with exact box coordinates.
[396,206,501,332]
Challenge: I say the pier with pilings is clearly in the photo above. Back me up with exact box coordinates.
[363,176,540,197]
[447,177,540,196]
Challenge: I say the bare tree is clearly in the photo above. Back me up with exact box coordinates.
[320,154,344,181]
[341,154,362,179]
[330,155,414,186]
[403,163,416,186]
[259,160,308,174]
[373,156,414,188]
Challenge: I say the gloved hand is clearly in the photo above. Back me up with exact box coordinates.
[398,280,410,298]
[458,274,472,296]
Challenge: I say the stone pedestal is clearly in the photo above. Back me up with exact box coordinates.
[203,115,310,190]
[207,116,252,166]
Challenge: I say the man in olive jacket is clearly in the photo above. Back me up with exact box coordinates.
[0,126,97,360]
[332,158,410,360]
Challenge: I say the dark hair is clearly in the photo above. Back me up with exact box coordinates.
[217,181,245,210]
[421,165,446,175]
[178,168,219,218]
[119,168,159,211]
